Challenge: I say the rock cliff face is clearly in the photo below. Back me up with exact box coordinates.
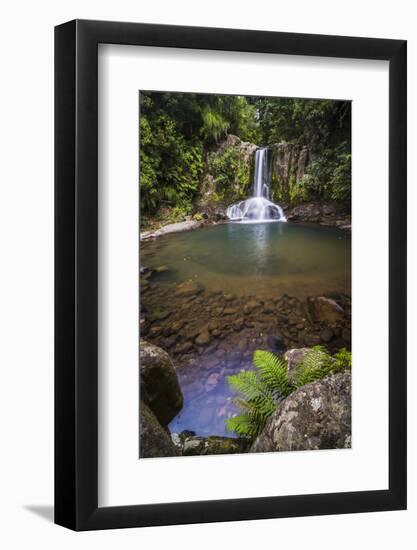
[250,371,351,453]
[195,134,257,219]
[270,142,310,202]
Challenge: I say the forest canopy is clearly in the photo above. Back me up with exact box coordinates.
[139,91,351,219]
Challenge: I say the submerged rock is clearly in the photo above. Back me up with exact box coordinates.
[307,296,345,326]
[140,339,183,426]
[250,371,351,453]
[195,330,211,346]
[175,280,203,297]
[140,401,180,458]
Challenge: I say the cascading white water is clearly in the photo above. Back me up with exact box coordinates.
[226,147,286,222]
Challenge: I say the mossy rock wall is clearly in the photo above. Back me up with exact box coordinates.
[270,142,310,204]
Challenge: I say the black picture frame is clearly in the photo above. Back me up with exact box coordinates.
[55,19,407,531]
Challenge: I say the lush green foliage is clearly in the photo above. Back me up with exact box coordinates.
[226,346,351,438]
[206,145,251,200]
[140,92,258,218]
[140,92,351,221]
[255,98,351,203]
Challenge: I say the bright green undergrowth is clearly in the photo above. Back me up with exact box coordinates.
[226,346,351,439]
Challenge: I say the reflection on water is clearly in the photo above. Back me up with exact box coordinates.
[141,222,350,299]
[141,221,351,437]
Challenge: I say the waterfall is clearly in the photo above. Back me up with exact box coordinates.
[226,147,286,222]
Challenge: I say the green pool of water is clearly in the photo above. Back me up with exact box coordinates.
[141,222,351,299]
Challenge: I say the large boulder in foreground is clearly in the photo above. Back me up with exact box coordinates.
[140,339,183,426]
[140,401,179,458]
[251,371,351,453]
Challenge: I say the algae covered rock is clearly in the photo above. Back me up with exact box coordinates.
[181,435,248,456]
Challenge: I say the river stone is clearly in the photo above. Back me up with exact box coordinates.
[320,327,334,343]
[174,341,193,354]
[303,333,322,346]
[244,300,260,314]
[195,330,211,346]
[140,401,180,458]
[307,296,345,325]
[205,372,221,392]
[250,371,351,453]
[182,436,248,456]
[140,339,183,426]
[175,280,203,297]
[223,307,239,316]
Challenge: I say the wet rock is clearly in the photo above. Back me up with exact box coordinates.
[195,330,211,346]
[151,309,171,322]
[174,341,193,354]
[175,280,203,297]
[288,312,299,326]
[266,333,284,351]
[140,401,180,458]
[237,338,248,352]
[205,372,221,392]
[251,371,351,453]
[233,318,244,330]
[182,436,248,456]
[303,333,322,346]
[320,328,334,343]
[224,307,239,316]
[183,438,205,455]
[140,339,183,426]
[244,300,260,314]
[149,325,163,338]
[307,296,345,325]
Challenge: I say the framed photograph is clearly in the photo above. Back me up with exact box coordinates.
[55,20,407,530]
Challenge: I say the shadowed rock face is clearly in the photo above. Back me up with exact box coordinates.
[270,142,310,202]
[140,401,180,458]
[140,339,183,427]
[251,371,351,453]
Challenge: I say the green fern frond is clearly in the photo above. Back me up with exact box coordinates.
[294,346,333,388]
[226,414,259,438]
[253,350,294,398]
[333,347,352,371]
[226,346,352,439]
[227,371,274,403]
